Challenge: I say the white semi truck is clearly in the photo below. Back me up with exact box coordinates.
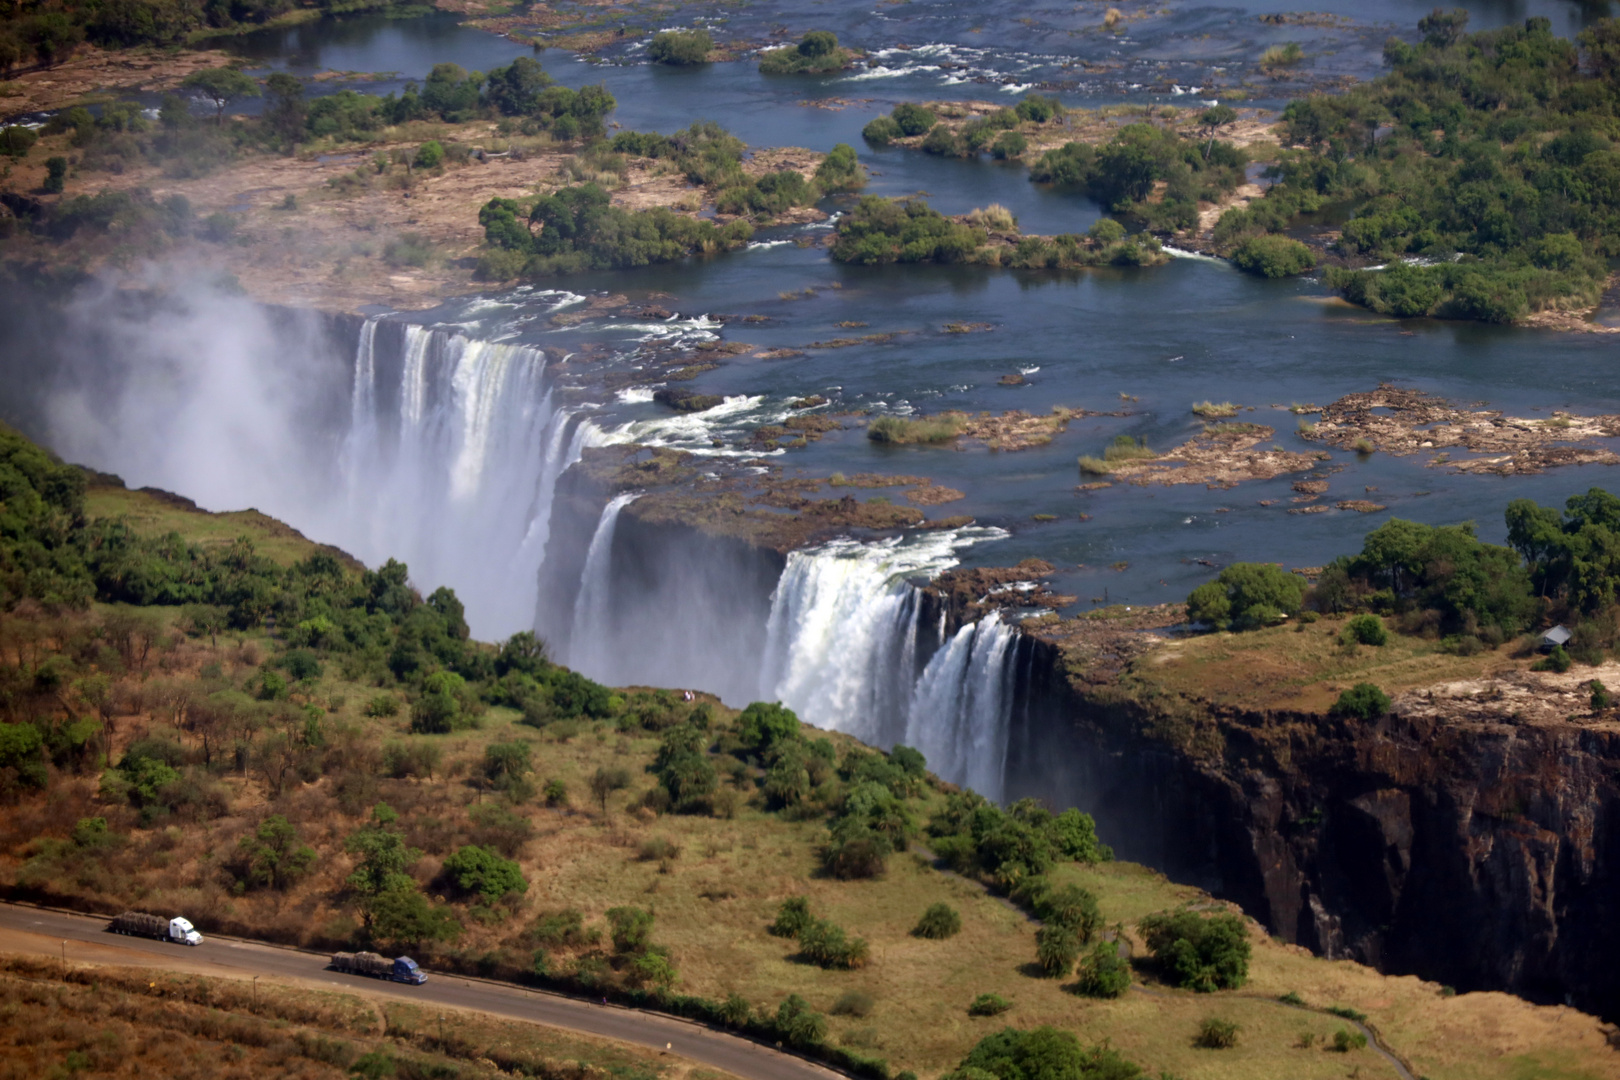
[108,911,204,945]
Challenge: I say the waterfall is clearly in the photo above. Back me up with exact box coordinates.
[329,319,581,640]
[903,613,1019,803]
[758,529,1020,797]
[568,492,641,672]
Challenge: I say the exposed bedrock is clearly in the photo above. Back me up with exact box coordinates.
[1006,636,1620,1020]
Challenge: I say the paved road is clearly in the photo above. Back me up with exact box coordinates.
[0,902,842,1080]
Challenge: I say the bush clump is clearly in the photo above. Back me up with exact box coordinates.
[968,992,1012,1016]
[913,902,962,939]
[1186,562,1306,630]
[1072,941,1131,998]
[759,30,853,74]
[1195,1017,1241,1049]
[1230,233,1316,278]
[647,29,712,65]
[1137,909,1250,991]
[946,1026,1141,1080]
[1342,613,1389,646]
[1331,682,1392,720]
[868,415,963,445]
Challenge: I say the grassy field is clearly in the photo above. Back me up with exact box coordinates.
[0,953,716,1080]
[1,486,1614,1080]
[1129,615,1515,713]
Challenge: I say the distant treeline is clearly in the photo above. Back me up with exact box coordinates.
[1221,13,1620,322]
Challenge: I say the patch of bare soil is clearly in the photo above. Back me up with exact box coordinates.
[21,126,824,311]
[1108,423,1323,487]
[0,45,237,119]
[1021,603,1186,685]
[1302,383,1620,476]
[1397,664,1620,733]
[904,482,965,506]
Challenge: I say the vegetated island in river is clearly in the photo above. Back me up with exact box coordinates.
[0,50,854,309]
[862,14,1620,329]
[2,421,1617,1080]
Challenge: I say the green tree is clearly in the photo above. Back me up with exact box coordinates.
[441,844,528,903]
[1230,234,1315,278]
[410,671,467,733]
[1138,910,1250,991]
[181,67,260,127]
[485,56,553,115]
[892,103,936,137]
[736,700,799,753]
[1187,562,1305,630]
[954,1026,1139,1080]
[798,30,838,57]
[262,72,306,149]
[236,814,317,890]
[1199,104,1237,158]
[1035,924,1081,977]
[1073,941,1131,998]
[606,905,655,952]
[43,156,67,194]
[345,803,420,902]
[370,883,460,950]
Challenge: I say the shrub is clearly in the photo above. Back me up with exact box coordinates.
[235,814,317,890]
[606,906,655,953]
[773,995,827,1046]
[1035,884,1102,941]
[44,156,67,194]
[770,896,813,938]
[892,103,936,136]
[531,908,590,946]
[414,140,444,169]
[1195,1017,1240,1049]
[1191,400,1238,418]
[862,116,902,145]
[798,918,869,969]
[736,701,799,753]
[1533,644,1573,673]
[954,1027,1138,1080]
[1331,682,1391,720]
[830,989,875,1017]
[759,31,848,73]
[991,131,1028,159]
[0,126,37,158]
[1035,924,1080,977]
[1343,613,1389,646]
[1591,679,1611,710]
[1015,94,1061,123]
[968,992,1012,1016]
[922,123,965,157]
[913,902,962,939]
[1230,234,1315,278]
[815,142,866,193]
[647,29,712,65]
[1138,909,1250,991]
[442,844,528,904]
[1072,941,1131,998]
[1330,1028,1368,1052]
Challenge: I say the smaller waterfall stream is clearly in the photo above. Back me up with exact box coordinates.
[568,492,641,667]
[903,613,1018,802]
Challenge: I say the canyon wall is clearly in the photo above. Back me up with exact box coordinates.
[1004,635,1620,1020]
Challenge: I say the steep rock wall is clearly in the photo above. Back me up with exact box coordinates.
[1004,635,1620,1019]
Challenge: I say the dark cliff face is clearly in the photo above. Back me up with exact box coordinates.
[1004,636,1620,1020]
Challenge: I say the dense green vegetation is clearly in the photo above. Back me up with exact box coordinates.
[1192,487,1620,665]
[1138,910,1251,992]
[831,196,1163,269]
[647,28,711,65]
[1217,14,1620,322]
[477,123,870,279]
[478,181,753,278]
[861,96,1064,155]
[758,30,856,74]
[1030,122,1248,232]
[944,1026,1142,1080]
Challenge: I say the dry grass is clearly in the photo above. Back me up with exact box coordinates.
[867,416,964,445]
[1133,616,1512,713]
[1191,401,1239,419]
[84,482,359,569]
[0,954,705,1080]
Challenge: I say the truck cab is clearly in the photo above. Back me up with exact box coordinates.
[392,957,427,984]
[169,917,204,946]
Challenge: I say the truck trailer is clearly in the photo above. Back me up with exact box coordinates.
[329,951,427,984]
[108,912,204,945]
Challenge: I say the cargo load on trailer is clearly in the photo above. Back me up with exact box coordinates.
[108,912,204,945]
[329,951,427,984]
